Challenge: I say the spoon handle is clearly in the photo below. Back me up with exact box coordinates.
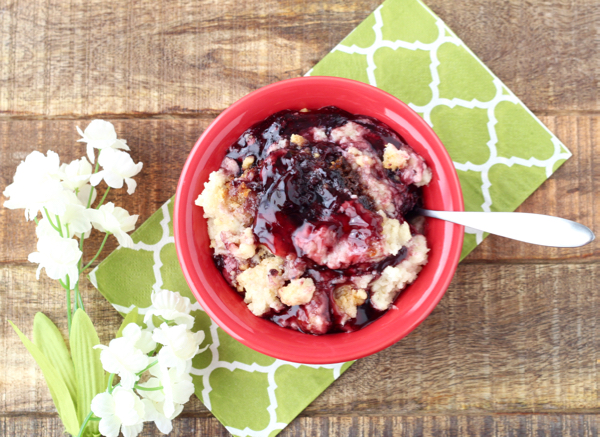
[418,209,595,247]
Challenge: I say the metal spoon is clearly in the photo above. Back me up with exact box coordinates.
[418,209,595,247]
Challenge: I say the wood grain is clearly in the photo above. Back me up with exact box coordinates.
[1,116,598,265]
[0,0,597,119]
[3,263,599,416]
[0,0,598,434]
[4,413,600,436]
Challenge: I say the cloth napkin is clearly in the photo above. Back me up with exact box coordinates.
[91,0,570,435]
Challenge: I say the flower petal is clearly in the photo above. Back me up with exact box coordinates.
[121,422,144,437]
[103,172,125,189]
[87,143,95,164]
[114,230,134,249]
[121,323,142,343]
[171,379,195,405]
[112,138,130,151]
[99,415,122,437]
[91,392,116,418]
[154,413,174,434]
[124,177,137,195]
[89,172,103,187]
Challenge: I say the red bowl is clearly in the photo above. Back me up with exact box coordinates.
[174,76,464,364]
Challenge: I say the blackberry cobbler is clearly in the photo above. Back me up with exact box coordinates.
[195,107,431,335]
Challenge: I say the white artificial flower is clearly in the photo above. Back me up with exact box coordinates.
[144,290,195,329]
[86,202,138,248]
[77,120,130,164]
[34,192,92,239]
[141,399,183,435]
[91,387,145,437]
[28,235,81,288]
[153,323,206,375]
[50,192,92,236]
[35,217,60,239]
[137,363,194,418]
[3,150,71,220]
[59,157,93,191]
[121,323,156,355]
[77,183,97,207]
[62,204,93,238]
[11,150,61,180]
[94,336,149,389]
[89,148,143,195]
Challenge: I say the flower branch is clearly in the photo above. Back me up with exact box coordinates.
[0,120,179,437]
[82,233,111,271]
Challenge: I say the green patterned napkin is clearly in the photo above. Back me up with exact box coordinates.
[90,198,353,437]
[309,0,571,258]
[91,0,570,435]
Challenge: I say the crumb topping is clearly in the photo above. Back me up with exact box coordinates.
[197,107,431,334]
[278,278,316,306]
[236,256,285,316]
[334,285,368,324]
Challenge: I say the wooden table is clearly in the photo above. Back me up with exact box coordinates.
[0,0,598,435]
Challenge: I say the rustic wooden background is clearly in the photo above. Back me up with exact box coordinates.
[0,0,598,435]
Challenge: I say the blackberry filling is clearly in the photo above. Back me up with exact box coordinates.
[196,107,432,334]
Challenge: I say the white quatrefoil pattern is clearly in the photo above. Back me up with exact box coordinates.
[308,0,571,258]
[92,0,571,435]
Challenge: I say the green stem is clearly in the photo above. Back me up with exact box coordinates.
[43,208,61,234]
[65,223,70,238]
[134,383,164,391]
[95,187,110,210]
[76,411,95,437]
[60,277,72,332]
[158,316,176,326]
[73,283,79,313]
[86,172,98,210]
[75,283,85,312]
[34,217,39,225]
[82,233,110,271]
[54,215,64,237]
[107,373,116,393]
[77,157,101,291]
[137,360,158,375]
[73,290,79,314]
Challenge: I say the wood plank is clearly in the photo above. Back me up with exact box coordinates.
[0,0,379,118]
[0,0,597,119]
[1,116,597,264]
[309,262,600,416]
[426,0,600,114]
[288,415,600,437]
[2,263,598,416]
[3,414,600,437]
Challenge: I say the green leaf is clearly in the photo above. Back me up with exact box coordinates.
[32,313,77,407]
[116,307,139,338]
[71,310,105,437]
[10,321,80,436]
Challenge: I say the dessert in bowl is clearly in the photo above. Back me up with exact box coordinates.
[196,106,432,335]
[174,76,464,364]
